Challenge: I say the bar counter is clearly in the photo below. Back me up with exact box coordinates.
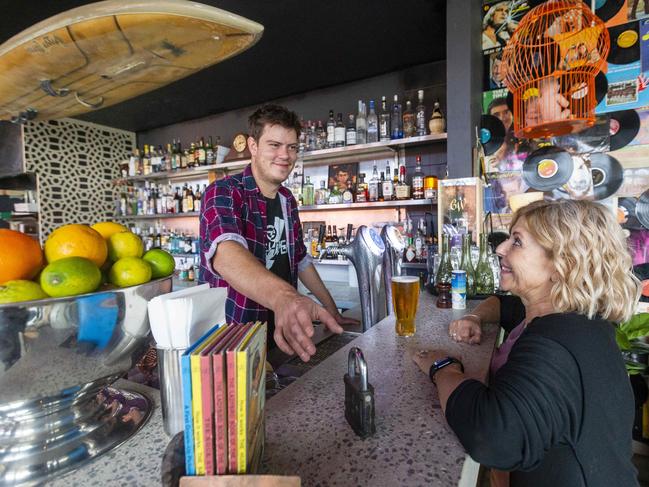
[50,295,498,486]
[260,296,499,486]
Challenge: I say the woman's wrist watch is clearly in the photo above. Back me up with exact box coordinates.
[429,357,464,383]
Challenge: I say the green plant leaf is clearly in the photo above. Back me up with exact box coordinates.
[619,313,649,341]
[616,326,632,350]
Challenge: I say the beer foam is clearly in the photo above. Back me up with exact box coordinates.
[391,275,419,283]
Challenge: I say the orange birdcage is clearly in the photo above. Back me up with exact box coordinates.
[501,0,609,139]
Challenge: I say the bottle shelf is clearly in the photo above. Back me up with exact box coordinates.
[113,133,447,184]
[301,133,447,166]
[119,212,200,220]
[299,199,436,211]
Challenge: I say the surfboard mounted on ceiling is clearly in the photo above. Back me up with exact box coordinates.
[0,0,263,123]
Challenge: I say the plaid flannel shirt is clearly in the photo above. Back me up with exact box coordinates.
[198,164,312,324]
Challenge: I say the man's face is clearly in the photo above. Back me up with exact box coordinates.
[490,103,513,131]
[336,170,349,187]
[249,124,298,187]
[492,58,504,82]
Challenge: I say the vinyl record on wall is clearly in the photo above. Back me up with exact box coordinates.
[567,72,608,103]
[589,0,625,22]
[522,145,573,191]
[633,263,649,301]
[607,21,640,65]
[480,114,506,156]
[618,197,643,230]
[588,153,623,200]
[609,109,641,150]
[637,189,649,230]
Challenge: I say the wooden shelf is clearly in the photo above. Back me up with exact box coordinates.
[119,212,199,220]
[112,134,446,184]
[299,199,436,211]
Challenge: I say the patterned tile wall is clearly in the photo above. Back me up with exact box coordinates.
[22,118,134,240]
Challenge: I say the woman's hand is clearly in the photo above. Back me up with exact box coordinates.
[449,314,482,344]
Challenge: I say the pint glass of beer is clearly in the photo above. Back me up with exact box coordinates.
[391,275,420,336]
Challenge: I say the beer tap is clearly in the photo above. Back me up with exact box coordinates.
[318,225,385,331]
[380,225,406,317]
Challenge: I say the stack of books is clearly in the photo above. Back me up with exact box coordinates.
[181,321,267,476]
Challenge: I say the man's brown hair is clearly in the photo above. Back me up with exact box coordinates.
[248,104,302,141]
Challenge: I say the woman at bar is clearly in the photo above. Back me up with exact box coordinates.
[413,199,640,487]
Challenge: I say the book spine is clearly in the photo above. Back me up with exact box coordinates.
[236,348,248,473]
[213,352,228,475]
[181,354,195,476]
[200,355,215,475]
[191,355,205,475]
[226,348,238,473]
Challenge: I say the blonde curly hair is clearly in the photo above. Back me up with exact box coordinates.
[511,199,640,323]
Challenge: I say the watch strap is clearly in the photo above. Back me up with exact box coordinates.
[428,356,464,383]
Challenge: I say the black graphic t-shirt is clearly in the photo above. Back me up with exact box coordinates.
[265,194,291,349]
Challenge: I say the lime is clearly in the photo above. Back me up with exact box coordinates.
[109,257,152,288]
[0,280,49,304]
[108,232,144,261]
[40,257,102,298]
[143,249,176,278]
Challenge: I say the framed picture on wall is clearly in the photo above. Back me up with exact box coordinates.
[328,162,358,192]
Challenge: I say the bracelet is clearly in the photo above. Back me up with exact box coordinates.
[463,314,481,323]
[429,357,464,384]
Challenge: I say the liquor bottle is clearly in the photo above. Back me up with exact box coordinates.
[290,172,302,204]
[435,234,454,286]
[368,163,380,202]
[306,121,317,151]
[316,120,326,149]
[416,89,427,136]
[367,100,379,143]
[315,180,327,205]
[355,173,368,203]
[459,233,476,297]
[346,114,357,146]
[403,100,416,138]
[129,148,140,176]
[194,184,202,213]
[393,167,399,191]
[326,110,335,148]
[412,156,425,199]
[378,172,385,202]
[143,145,152,175]
[325,225,337,251]
[155,184,164,214]
[197,138,207,165]
[303,176,315,206]
[206,136,215,165]
[187,143,196,167]
[342,180,354,203]
[404,218,417,263]
[429,100,446,134]
[475,233,495,295]
[174,187,182,213]
[382,162,394,201]
[334,113,346,147]
[356,100,367,145]
[166,184,175,214]
[414,219,425,261]
[167,143,175,171]
[179,142,188,169]
[395,164,411,200]
[391,94,403,139]
[299,119,307,153]
[379,96,391,142]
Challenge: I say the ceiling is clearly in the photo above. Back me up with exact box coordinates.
[0,0,446,133]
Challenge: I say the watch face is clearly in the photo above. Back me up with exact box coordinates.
[233,134,247,153]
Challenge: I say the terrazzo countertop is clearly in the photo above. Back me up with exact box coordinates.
[260,295,499,487]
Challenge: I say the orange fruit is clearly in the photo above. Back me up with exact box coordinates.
[0,229,44,285]
[91,221,128,240]
[108,231,144,261]
[44,224,108,267]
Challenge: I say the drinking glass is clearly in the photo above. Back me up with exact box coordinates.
[391,275,420,336]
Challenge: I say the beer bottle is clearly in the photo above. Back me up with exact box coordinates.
[475,233,494,295]
[459,233,476,297]
[435,234,453,286]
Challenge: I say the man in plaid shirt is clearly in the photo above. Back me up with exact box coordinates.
[199,105,358,362]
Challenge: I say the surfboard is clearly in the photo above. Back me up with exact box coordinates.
[0,0,263,123]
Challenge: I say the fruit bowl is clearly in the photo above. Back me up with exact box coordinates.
[0,276,172,485]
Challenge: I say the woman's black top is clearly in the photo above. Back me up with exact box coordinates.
[446,295,638,487]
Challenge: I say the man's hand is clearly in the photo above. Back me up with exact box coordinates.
[326,307,361,328]
[273,293,343,362]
